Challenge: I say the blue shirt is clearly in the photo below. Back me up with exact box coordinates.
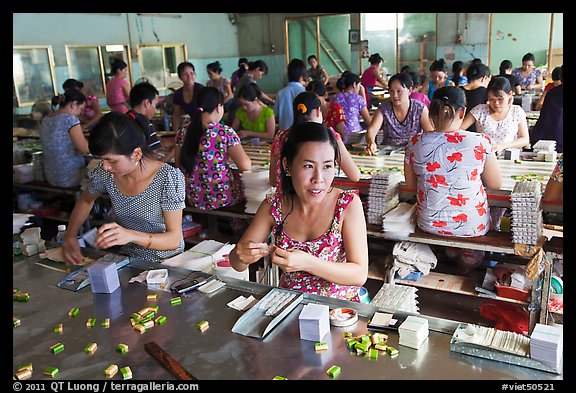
[274,82,306,130]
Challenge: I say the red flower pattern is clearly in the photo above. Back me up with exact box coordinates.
[426,161,441,172]
[446,131,465,143]
[447,152,463,163]
[475,201,487,216]
[432,221,447,227]
[474,144,486,160]
[448,193,469,206]
[427,175,448,188]
[418,189,425,203]
[470,168,478,180]
[452,213,468,222]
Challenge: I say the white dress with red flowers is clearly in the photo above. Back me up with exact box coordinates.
[404,130,493,237]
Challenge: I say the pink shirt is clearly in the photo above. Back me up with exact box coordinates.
[106,77,129,113]
[409,91,431,109]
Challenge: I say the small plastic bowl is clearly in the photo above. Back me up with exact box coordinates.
[146,269,168,286]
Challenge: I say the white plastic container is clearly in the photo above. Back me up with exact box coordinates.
[146,269,168,287]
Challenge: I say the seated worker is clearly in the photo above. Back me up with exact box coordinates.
[175,86,251,210]
[274,58,307,131]
[128,81,174,163]
[62,78,103,131]
[40,88,89,188]
[230,122,369,302]
[403,86,502,272]
[365,72,433,155]
[461,76,529,154]
[269,91,360,189]
[512,52,543,91]
[497,60,522,95]
[535,66,562,111]
[332,71,372,144]
[62,112,186,264]
[543,154,563,202]
[231,83,276,141]
[306,79,347,139]
[360,53,389,105]
[531,66,563,152]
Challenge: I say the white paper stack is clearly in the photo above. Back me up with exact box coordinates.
[510,181,543,245]
[532,140,557,153]
[367,170,403,225]
[162,240,235,273]
[241,170,272,214]
[370,283,419,314]
[298,303,330,342]
[398,315,429,349]
[87,260,120,293]
[382,202,416,239]
[530,323,563,372]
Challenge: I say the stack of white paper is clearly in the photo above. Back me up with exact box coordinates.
[366,170,403,225]
[398,315,429,349]
[510,181,543,245]
[298,303,330,342]
[241,170,272,214]
[370,283,419,313]
[530,323,563,371]
[382,202,416,239]
[162,240,235,273]
[532,140,556,153]
[87,261,120,293]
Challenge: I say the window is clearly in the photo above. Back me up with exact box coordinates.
[13,45,57,107]
[66,44,133,98]
[138,44,187,91]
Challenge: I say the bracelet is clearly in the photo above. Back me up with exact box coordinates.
[146,235,153,249]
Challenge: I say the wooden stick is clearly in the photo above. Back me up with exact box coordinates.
[144,341,197,380]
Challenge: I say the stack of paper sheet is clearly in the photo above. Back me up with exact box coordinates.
[530,323,563,372]
[382,202,416,240]
[162,240,235,273]
[510,181,542,245]
[370,283,419,314]
[398,315,429,349]
[366,170,403,225]
[298,303,330,342]
[241,170,272,214]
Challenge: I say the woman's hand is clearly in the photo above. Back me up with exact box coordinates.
[62,235,84,265]
[234,241,270,266]
[364,141,378,156]
[95,222,132,249]
[270,245,310,273]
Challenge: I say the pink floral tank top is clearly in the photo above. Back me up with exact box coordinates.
[267,189,361,302]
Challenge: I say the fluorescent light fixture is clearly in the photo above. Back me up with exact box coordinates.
[137,13,181,19]
[105,45,125,52]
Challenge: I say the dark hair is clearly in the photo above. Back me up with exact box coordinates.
[368,53,383,65]
[499,60,513,74]
[51,88,86,110]
[237,82,261,102]
[88,111,153,159]
[287,58,307,82]
[521,53,536,63]
[429,86,466,130]
[180,87,224,174]
[177,62,196,78]
[407,71,424,88]
[291,91,321,127]
[111,59,127,75]
[280,122,339,197]
[129,82,159,108]
[451,61,465,84]
[307,54,318,63]
[306,79,327,97]
[429,59,448,73]
[336,71,360,91]
[551,66,562,81]
[207,61,223,74]
[238,57,248,67]
[400,65,412,73]
[471,58,483,65]
[62,78,83,91]
[248,60,268,75]
[466,63,491,81]
[487,76,512,96]
[388,72,413,90]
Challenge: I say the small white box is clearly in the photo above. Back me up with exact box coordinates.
[87,261,120,293]
[298,303,330,342]
[146,269,168,286]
